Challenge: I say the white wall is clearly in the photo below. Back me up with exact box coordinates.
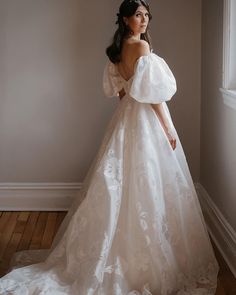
[229,0,236,88]
[201,0,236,229]
[0,0,201,185]
[149,0,202,181]
[0,0,118,182]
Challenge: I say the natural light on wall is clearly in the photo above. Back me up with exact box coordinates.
[220,0,236,110]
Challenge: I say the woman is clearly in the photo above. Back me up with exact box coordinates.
[0,0,219,294]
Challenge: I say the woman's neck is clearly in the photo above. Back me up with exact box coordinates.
[127,33,141,41]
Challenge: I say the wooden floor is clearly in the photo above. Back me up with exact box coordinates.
[0,211,235,294]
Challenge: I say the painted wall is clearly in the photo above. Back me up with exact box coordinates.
[150,0,202,182]
[201,0,236,229]
[0,0,201,184]
[0,0,118,182]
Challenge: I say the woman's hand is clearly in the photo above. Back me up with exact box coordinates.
[165,128,177,150]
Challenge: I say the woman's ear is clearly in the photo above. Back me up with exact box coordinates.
[123,17,128,25]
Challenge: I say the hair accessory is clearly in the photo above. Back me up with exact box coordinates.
[116,13,121,25]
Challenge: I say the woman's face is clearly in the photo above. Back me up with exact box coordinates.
[123,5,150,35]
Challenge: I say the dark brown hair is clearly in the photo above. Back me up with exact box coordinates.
[106,0,152,63]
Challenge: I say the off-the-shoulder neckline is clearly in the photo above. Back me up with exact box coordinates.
[115,52,155,83]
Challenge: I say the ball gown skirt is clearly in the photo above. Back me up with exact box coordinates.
[0,52,219,294]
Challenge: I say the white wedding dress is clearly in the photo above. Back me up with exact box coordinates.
[0,51,219,294]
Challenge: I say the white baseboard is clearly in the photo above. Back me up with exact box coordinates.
[0,182,82,211]
[195,182,236,278]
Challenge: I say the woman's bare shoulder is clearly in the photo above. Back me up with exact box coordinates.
[119,39,151,75]
[126,39,150,60]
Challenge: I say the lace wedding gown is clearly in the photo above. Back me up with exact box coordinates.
[0,51,219,294]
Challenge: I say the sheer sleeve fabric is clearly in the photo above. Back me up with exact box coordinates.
[129,53,177,104]
[103,60,123,97]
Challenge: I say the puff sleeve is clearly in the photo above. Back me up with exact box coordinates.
[129,53,177,104]
[103,60,123,97]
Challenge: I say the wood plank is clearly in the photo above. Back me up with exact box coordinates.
[55,211,67,233]
[14,212,30,234]
[29,212,48,250]
[0,212,11,233]
[218,272,236,295]
[17,212,39,251]
[0,213,11,266]
[1,232,22,272]
[215,278,226,295]
[0,212,19,259]
[17,212,30,222]
[41,212,58,249]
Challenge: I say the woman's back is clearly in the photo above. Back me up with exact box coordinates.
[116,39,150,81]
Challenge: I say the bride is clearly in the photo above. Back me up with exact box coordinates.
[0,0,219,294]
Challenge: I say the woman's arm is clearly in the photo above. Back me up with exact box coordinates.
[151,103,177,150]
[151,103,171,131]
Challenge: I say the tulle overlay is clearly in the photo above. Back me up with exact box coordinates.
[0,52,219,294]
